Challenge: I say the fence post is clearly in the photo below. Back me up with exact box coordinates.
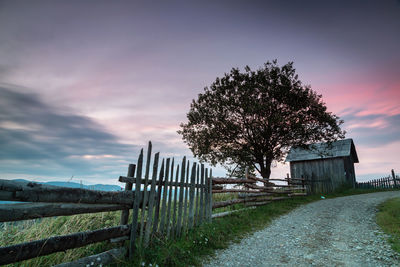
[188,162,196,229]
[204,168,210,221]
[194,164,200,226]
[171,164,180,238]
[120,164,136,225]
[152,159,165,234]
[159,158,170,234]
[199,164,205,224]
[182,160,190,234]
[139,142,152,240]
[392,169,397,188]
[208,169,213,222]
[144,153,160,247]
[129,149,144,258]
[165,158,174,238]
[176,157,186,237]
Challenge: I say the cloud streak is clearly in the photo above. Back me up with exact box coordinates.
[0,85,140,182]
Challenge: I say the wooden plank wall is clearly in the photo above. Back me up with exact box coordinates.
[290,157,349,194]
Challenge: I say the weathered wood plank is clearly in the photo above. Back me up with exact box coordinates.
[119,177,204,188]
[247,174,305,182]
[0,225,131,266]
[212,189,262,194]
[238,192,273,198]
[212,178,257,185]
[200,164,206,223]
[204,168,209,222]
[182,160,190,234]
[212,199,245,209]
[129,149,144,258]
[159,158,170,234]
[152,159,165,234]
[166,158,174,238]
[0,179,135,205]
[54,247,126,267]
[208,169,213,222]
[171,164,179,238]
[139,144,152,241]
[176,157,186,237]
[194,164,200,226]
[144,141,152,183]
[244,201,271,206]
[0,202,129,223]
[144,152,159,247]
[188,162,196,229]
[120,164,136,225]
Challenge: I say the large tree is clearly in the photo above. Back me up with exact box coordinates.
[178,60,345,179]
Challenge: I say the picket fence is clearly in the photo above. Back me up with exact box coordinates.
[0,141,213,266]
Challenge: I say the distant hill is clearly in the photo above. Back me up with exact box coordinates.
[0,179,123,204]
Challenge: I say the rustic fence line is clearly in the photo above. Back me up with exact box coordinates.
[0,179,132,266]
[211,169,307,216]
[356,169,399,189]
[0,141,213,266]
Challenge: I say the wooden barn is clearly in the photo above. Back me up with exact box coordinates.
[285,138,359,193]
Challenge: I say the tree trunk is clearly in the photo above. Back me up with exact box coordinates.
[259,158,272,180]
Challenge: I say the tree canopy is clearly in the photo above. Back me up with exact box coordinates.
[178,60,345,179]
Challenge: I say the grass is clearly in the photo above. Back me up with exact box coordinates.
[376,197,400,253]
[1,187,399,267]
[0,211,122,267]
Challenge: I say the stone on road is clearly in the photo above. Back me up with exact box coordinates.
[203,191,400,267]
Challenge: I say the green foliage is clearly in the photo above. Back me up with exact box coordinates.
[179,60,345,178]
[377,197,400,253]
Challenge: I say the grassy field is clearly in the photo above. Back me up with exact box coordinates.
[0,211,122,267]
[376,197,400,253]
[1,187,398,267]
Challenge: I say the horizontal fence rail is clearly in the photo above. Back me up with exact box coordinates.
[0,225,131,266]
[0,179,137,205]
[211,169,307,217]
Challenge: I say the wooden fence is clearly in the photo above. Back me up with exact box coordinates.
[356,169,399,189]
[0,141,213,266]
[0,179,133,266]
[211,170,307,217]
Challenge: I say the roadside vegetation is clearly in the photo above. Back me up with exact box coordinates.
[1,188,398,267]
[376,197,400,253]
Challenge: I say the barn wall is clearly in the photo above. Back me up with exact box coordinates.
[290,157,349,194]
[343,156,356,187]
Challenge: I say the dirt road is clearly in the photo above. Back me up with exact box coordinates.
[203,191,400,267]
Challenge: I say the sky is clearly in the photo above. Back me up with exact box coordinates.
[0,0,399,185]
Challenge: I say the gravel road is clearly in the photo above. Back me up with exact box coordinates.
[203,191,400,267]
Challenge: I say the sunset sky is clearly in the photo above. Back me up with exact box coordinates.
[0,0,399,185]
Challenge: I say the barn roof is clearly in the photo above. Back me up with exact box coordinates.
[285,138,359,163]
